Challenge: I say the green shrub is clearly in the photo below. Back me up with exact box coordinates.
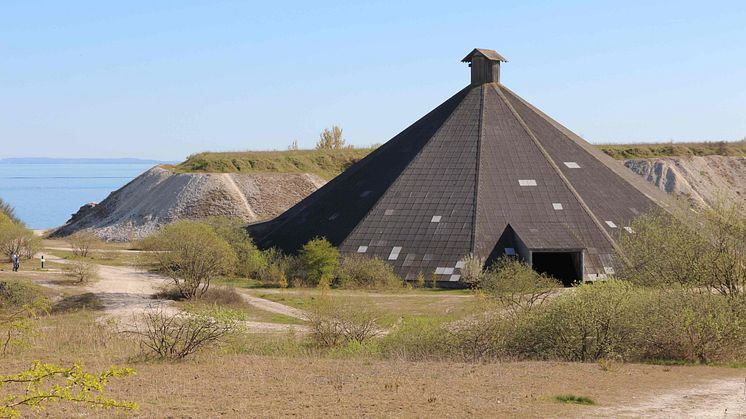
[480,257,561,313]
[618,201,746,297]
[335,255,402,289]
[632,290,746,363]
[507,280,640,362]
[203,217,267,278]
[300,237,339,287]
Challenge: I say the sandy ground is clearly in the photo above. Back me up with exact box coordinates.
[594,376,746,418]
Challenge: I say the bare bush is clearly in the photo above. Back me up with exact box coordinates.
[67,231,100,257]
[459,254,485,287]
[62,259,99,283]
[307,300,380,347]
[128,309,237,360]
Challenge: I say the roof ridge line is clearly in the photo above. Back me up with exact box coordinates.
[491,83,626,260]
[498,85,676,211]
[470,84,486,254]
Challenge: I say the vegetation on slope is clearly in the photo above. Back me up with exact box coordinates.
[165,140,745,178]
[598,140,746,160]
[166,148,374,180]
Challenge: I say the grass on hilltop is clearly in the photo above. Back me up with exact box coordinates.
[165,148,375,180]
[598,140,746,159]
[162,141,745,178]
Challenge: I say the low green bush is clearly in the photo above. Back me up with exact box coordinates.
[334,255,403,289]
[300,237,339,287]
[480,257,561,313]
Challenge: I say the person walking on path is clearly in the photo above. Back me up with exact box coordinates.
[11,253,19,272]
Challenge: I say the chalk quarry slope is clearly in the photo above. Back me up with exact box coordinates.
[52,166,326,241]
[625,155,746,209]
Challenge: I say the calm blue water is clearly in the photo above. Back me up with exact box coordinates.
[0,163,154,229]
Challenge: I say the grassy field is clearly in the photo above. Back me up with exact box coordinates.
[165,148,375,180]
[247,288,478,326]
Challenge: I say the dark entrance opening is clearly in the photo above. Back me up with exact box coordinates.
[531,252,582,287]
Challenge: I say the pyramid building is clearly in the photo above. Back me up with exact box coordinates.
[249,49,671,285]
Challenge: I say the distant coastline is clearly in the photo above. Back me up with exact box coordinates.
[0,157,176,164]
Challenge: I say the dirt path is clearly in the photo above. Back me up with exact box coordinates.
[595,377,746,417]
[238,291,308,320]
[38,253,306,331]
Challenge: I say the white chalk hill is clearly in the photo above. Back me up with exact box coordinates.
[52,166,326,241]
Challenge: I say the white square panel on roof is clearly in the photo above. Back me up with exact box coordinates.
[449,274,461,282]
[455,261,465,269]
[443,267,454,275]
[384,209,395,216]
[388,246,402,260]
[357,246,368,253]
[435,267,445,275]
[552,203,563,210]
[430,215,442,223]
[623,226,634,233]
[605,221,617,228]
[564,162,581,169]
[518,179,537,186]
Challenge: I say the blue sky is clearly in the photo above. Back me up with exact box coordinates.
[2,0,745,160]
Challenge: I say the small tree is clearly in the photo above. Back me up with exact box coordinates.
[67,231,100,257]
[300,238,339,286]
[315,126,348,150]
[141,221,237,299]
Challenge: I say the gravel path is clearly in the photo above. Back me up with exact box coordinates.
[595,377,746,418]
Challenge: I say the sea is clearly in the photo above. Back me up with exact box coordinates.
[0,162,158,229]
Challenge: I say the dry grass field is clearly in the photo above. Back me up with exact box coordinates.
[2,239,745,417]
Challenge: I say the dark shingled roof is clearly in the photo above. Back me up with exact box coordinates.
[249,49,672,284]
[462,48,508,63]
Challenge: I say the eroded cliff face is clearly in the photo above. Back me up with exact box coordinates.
[51,166,326,241]
[625,156,746,209]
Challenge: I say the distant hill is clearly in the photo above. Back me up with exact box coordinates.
[0,157,175,164]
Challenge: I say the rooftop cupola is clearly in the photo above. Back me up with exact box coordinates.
[462,48,507,85]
